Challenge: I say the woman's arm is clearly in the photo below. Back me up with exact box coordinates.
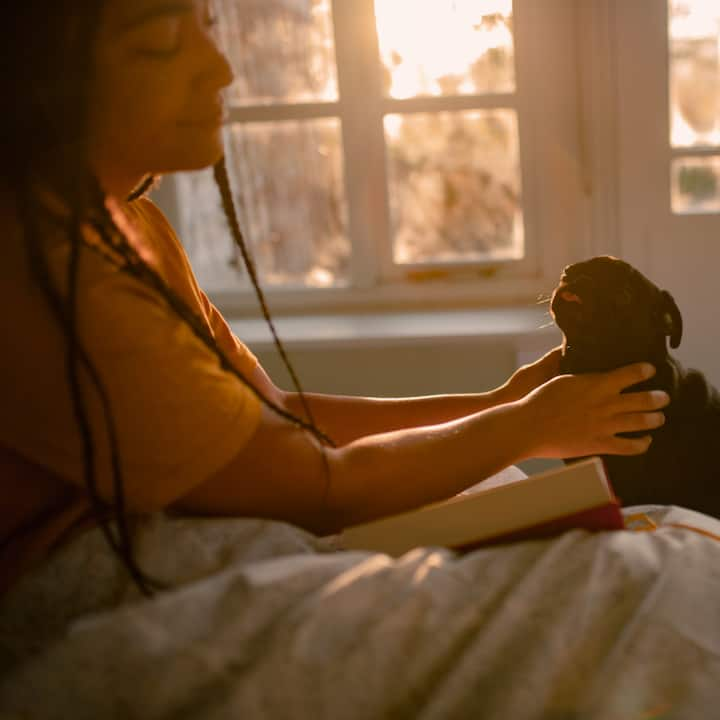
[173,361,669,535]
[202,279,562,444]
[283,386,510,447]
[254,348,563,446]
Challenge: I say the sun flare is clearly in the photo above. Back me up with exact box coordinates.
[373,0,514,99]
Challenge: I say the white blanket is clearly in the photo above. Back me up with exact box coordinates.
[2,504,720,719]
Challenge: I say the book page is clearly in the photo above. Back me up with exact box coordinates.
[458,465,528,495]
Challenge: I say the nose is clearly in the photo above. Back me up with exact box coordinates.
[192,19,234,91]
[208,44,234,91]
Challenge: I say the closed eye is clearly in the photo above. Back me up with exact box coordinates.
[122,1,198,58]
[127,2,219,59]
[133,19,184,58]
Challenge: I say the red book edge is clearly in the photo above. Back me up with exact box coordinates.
[454,501,625,553]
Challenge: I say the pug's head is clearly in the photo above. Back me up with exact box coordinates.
[550,256,682,373]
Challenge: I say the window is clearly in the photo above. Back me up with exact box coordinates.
[668,0,720,214]
[166,1,586,313]
[610,0,720,382]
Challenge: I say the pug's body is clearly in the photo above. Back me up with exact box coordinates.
[551,255,720,517]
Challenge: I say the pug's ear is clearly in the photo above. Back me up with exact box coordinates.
[660,290,683,348]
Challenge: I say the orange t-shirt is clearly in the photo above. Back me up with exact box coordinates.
[0,196,262,592]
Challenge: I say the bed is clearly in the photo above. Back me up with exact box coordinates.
[1,501,720,719]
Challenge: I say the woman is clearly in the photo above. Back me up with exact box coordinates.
[3,2,718,718]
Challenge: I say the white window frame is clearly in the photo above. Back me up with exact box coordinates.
[609,0,720,383]
[158,0,605,317]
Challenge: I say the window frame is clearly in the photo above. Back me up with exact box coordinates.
[160,0,600,317]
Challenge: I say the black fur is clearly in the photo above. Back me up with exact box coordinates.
[550,255,720,517]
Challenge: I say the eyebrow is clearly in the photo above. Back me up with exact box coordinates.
[120,2,195,32]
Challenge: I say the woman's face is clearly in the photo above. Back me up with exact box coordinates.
[90,0,234,196]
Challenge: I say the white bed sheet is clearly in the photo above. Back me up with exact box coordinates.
[1,504,720,719]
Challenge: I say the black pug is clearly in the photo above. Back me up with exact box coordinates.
[550,255,720,518]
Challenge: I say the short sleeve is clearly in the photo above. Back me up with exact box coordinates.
[127,198,260,375]
[72,260,263,510]
[0,240,262,513]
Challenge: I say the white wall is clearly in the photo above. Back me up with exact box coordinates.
[252,338,520,397]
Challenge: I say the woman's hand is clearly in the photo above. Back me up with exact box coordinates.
[498,346,563,404]
[518,362,670,459]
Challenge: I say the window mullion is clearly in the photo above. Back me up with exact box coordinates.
[226,103,341,124]
[332,0,391,289]
[511,0,588,282]
[382,94,518,115]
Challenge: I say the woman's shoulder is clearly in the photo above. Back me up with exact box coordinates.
[123,195,186,256]
[126,195,175,235]
[122,194,201,283]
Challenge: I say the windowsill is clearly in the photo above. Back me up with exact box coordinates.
[229,305,561,355]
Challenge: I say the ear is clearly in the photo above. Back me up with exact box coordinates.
[660,290,683,348]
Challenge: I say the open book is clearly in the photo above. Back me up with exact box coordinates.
[339,457,624,556]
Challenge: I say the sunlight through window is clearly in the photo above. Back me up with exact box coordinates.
[669,0,720,213]
[669,0,720,147]
[374,0,514,98]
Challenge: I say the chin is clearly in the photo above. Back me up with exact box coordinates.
[152,131,227,174]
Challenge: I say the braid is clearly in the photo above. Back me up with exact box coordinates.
[10,1,163,596]
[211,158,320,431]
[90,181,336,448]
[19,190,163,596]
[64,210,162,595]
[94,178,337,530]
[23,166,336,597]
[127,174,159,202]
[8,0,335,597]
[211,157,335,510]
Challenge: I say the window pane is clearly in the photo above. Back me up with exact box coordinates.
[385,110,523,265]
[669,0,720,147]
[374,0,514,99]
[671,155,720,213]
[178,120,350,290]
[215,0,338,105]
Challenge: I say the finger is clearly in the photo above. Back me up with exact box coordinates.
[605,362,656,392]
[612,411,666,434]
[616,389,671,413]
[605,434,653,456]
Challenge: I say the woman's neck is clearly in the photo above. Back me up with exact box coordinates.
[94,165,147,205]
